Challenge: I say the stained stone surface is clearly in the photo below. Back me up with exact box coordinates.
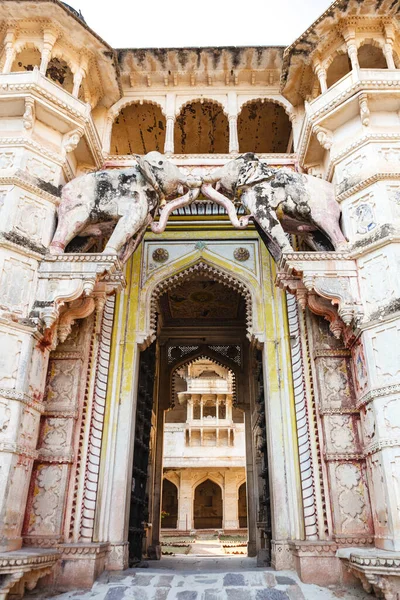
[28,557,373,600]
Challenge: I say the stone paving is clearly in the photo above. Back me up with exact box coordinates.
[29,557,372,600]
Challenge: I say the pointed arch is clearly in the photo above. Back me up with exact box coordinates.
[138,257,263,346]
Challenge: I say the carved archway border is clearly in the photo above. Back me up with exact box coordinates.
[237,96,294,119]
[149,260,253,342]
[175,97,229,117]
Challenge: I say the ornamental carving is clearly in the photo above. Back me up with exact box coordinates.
[27,465,63,534]
[45,360,79,407]
[328,415,355,451]
[336,463,367,527]
[152,248,169,263]
[233,247,250,262]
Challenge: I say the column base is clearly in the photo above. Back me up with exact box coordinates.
[338,547,400,600]
[289,541,343,585]
[271,540,294,570]
[106,542,129,570]
[54,543,109,590]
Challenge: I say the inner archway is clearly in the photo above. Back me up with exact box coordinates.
[161,479,178,529]
[239,482,248,528]
[193,479,223,529]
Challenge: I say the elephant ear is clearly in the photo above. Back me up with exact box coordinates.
[237,161,275,188]
[135,154,164,199]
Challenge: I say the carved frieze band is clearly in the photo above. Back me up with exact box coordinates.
[79,295,115,541]
[286,293,318,539]
[357,383,400,409]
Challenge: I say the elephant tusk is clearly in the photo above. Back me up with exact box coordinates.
[201,184,248,229]
[150,188,200,234]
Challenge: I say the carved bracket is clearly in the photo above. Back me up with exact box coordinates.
[276,252,363,339]
[338,549,400,600]
[313,124,333,150]
[33,254,125,333]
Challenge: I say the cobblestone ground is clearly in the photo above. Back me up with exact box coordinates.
[29,557,372,600]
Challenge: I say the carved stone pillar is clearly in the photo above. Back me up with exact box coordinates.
[22,317,94,548]
[0,336,50,552]
[177,472,193,531]
[228,115,239,154]
[342,28,359,72]
[72,55,89,100]
[164,116,175,155]
[40,29,58,75]
[223,471,239,529]
[384,23,396,69]
[312,58,328,93]
[353,324,400,551]
[2,29,16,74]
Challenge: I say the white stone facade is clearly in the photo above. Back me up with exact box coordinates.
[0,1,399,599]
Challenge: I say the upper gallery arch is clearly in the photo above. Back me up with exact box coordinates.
[110,100,166,155]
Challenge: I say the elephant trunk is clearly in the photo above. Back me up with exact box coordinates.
[201,184,249,230]
[151,188,201,234]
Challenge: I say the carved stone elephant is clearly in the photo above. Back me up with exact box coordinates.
[202,153,347,260]
[49,151,201,263]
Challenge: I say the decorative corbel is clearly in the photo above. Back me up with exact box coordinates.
[313,125,333,150]
[23,97,35,130]
[57,296,96,343]
[302,274,357,326]
[307,292,344,339]
[63,128,84,154]
[276,252,363,337]
[359,93,370,126]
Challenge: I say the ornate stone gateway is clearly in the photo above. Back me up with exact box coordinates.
[1,1,400,598]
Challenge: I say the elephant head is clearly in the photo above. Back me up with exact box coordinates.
[137,151,202,234]
[139,151,202,199]
[201,153,274,228]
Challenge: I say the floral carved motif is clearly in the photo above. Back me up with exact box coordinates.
[27,465,63,534]
[45,360,79,407]
[152,248,169,263]
[328,415,355,451]
[233,247,250,262]
[336,463,367,527]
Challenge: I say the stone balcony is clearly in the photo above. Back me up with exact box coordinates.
[0,69,91,121]
[298,68,400,167]
[306,68,400,122]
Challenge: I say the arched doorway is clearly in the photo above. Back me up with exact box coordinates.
[161,479,178,529]
[114,251,303,568]
[193,479,223,529]
[238,482,248,528]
